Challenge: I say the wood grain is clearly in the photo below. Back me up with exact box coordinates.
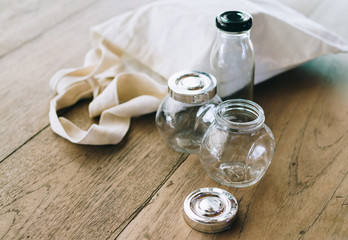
[0,0,96,58]
[0,0,156,160]
[0,100,187,239]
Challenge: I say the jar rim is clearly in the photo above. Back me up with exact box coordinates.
[215,99,265,133]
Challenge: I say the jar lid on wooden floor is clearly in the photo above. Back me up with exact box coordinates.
[183,187,238,233]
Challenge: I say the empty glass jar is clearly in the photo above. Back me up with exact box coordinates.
[156,71,221,153]
[199,99,275,187]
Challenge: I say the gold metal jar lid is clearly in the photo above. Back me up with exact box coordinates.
[183,187,238,233]
[168,71,217,104]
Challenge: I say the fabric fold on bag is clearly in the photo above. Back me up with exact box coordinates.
[50,72,167,144]
[49,0,348,145]
[49,36,167,144]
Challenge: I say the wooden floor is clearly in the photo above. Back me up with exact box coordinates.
[1,0,347,239]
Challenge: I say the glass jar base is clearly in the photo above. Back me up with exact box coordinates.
[207,169,266,188]
[201,161,268,188]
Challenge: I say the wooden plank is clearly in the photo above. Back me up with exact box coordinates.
[0,0,155,160]
[116,54,348,239]
[0,99,187,239]
[305,172,348,239]
[0,0,96,58]
[114,153,252,240]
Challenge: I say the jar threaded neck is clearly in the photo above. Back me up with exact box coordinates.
[215,99,265,133]
[217,29,250,38]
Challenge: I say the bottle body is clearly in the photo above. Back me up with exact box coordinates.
[199,99,275,187]
[210,30,255,99]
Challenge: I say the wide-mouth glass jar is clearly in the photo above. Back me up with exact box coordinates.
[156,71,221,153]
[199,99,275,187]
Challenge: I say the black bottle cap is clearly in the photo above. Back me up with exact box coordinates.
[216,11,252,32]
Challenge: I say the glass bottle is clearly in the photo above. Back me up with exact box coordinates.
[210,11,255,99]
[156,71,221,154]
[199,99,275,187]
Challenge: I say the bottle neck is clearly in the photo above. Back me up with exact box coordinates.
[216,29,250,40]
[215,99,265,133]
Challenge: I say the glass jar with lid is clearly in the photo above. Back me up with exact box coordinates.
[199,99,275,187]
[210,11,255,99]
[156,70,221,153]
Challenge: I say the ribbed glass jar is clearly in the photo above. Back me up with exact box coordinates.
[199,99,275,187]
